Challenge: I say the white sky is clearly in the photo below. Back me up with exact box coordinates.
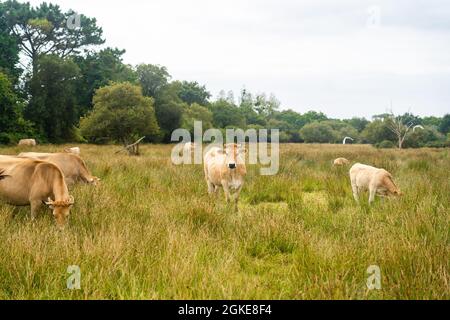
[24,0,450,118]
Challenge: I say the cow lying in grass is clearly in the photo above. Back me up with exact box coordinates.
[349,163,402,204]
[203,143,247,211]
[0,158,74,229]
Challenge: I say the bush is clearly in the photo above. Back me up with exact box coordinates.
[376,140,396,148]
[424,140,450,148]
[80,82,160,144]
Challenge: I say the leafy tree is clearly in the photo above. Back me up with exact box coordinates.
[300,110,328,124]
[404,126,445,148]
[0,6,21,82]
[0,71,18,130]
[176,80,211,106]
[217,89,235,104]
[422,116,441,128]
[153,82,186,142]
[438,114,450,135]
[0,71,34,143]
[79,82,159,144]
[344,117,369,132]
[320,120,359,143]
[74,47,137,113]
[254,93,280,118]
[181,103,213,134]
[136,64,170,98]
[265,118,294,142]
[237,88,266,126]
[2,0,104,75]
[210,98,246,128]
[274,109,305,128]
[25,54,81,141]
[361,119,397,144]
[385,112,420,148]
[299,121,337,143]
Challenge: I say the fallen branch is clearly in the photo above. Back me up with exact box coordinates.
[115,136,146,155]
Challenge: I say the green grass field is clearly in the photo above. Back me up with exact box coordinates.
[0,143,448,299]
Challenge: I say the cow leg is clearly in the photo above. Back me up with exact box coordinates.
[233,186,243,212]
[351,181,359,203]
[30,199,42,221]
[206,180,215,194]
[222,181,231,202]
[368,187,376,204]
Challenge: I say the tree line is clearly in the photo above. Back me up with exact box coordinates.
[1,1,449,148]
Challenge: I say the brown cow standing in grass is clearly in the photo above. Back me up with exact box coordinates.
[349,163,402,204]
[18,152,99,186]
[203,143,247,211]
[0,158,74,229]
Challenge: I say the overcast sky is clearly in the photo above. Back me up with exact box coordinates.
[25,0,450,118]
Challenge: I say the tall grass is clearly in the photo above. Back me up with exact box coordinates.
[0,143,448,299]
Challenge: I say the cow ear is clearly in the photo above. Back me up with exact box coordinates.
[43,198,54,209]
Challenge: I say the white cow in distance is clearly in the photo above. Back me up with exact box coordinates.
[18,139,36,146]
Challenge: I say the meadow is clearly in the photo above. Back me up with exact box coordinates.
[0,143,448,299]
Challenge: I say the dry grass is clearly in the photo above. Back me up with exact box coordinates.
[0,143,448,299]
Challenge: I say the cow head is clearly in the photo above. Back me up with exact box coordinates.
[44,196,74,229]
[86,176,101,185]
[219,143,246,170]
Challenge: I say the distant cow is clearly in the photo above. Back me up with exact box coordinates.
[64,147,80,155]
[18,152,99,186]
[333,157,350,166]
[0,157,74,229]
[203,143,246,210]
[349,163,402,204]
[18,139,36,146]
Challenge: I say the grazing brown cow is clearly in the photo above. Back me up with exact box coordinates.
[333,157,350,166]
[0,158,74,229]
[18,152,99,186]
[203,143,247,211]
[349,163,402,204]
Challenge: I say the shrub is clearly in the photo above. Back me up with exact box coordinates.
[376,140,396,149]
